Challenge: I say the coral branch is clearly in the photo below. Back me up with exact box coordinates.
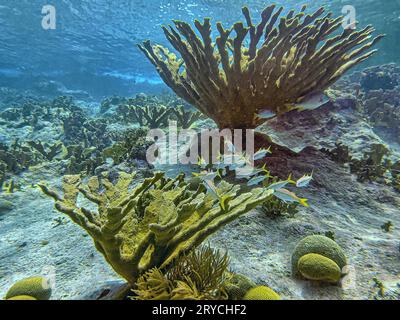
[39,172,271,285]
[139,5,384,130]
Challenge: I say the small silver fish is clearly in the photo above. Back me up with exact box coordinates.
[235,165,256,179]
[273,188,309,207]
[213,154,225,170]
[224,140,236,153]
[267,176,295,191]
[296,92,329,111]
[247,175,268,186]
[203,179,219,199]
[105,158,114,166]
[228,154,249,171]
[296,172,313,188]
[245,168,265,178]
[197,156,208,169]
[257,109,276,119]
[238,164,272,180]
[193,170,218,182]
[253,147,272,161]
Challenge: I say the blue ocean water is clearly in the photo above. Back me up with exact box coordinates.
[0,0,399,97]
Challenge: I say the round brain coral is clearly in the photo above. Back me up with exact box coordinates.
[243,286,281,300]
[298,253,342,283]
[291,235,347,278]
[5,277,52,300]
[7,295,37,300]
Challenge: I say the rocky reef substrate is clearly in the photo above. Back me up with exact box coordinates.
[0,64,399,300]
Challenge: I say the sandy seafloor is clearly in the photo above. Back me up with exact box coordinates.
[0,89,399,300]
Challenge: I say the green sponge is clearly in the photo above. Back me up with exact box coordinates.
[298,253,342,283]
[5,277,52,300]
[291,235,347,277]
[243,286,281,300]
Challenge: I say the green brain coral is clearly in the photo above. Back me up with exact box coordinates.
[5,277,52,300]
[243,286,281,300]
[298,253,342,283]
[291,235,347,277]
[223,273,257,300]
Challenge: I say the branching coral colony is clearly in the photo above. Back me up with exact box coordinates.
[139,4,383,146]
[39,172,273,285]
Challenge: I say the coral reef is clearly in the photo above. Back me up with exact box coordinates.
[26,140,65,162]
[39,171,273,285]
[323,142,400,190]
[0,96,77,131]
[321,143,352,165]
[1,89,400,299]
[111,94,203,129]
[0,140,38,185]
[100,96,128,114]
[1,57,400,301]
[64,144,103,175]
[103,128,153,165]
[64,117,111,149]
[171,105,203,129]
[360,65,399,92]
[363,90,400,140]
[139,4,383,136]
[134,105,171,129]
[349,144,391,183]
[337,64,400,142]
[0,87,41,111]
[0,94,158,182]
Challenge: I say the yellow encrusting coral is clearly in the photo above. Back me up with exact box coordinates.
[139,4,384,131]
[39,172,273,285]
[243,286,281,300]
